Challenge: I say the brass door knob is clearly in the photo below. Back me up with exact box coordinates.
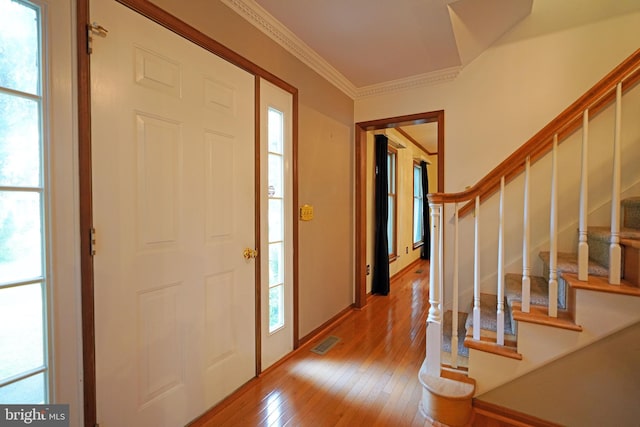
[243,248,258,259]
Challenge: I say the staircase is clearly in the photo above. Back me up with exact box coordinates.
[418,49,640,426]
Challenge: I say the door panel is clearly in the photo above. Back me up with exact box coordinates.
[90,1,255,425]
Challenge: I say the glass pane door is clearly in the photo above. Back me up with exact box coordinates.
[267,108,285,333]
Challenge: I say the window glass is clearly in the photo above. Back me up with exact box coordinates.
[268,109,283,153]
[268,285,284,331]
[0,191,43,283]
[268,154,283,198]
[413,164,424,246]
[0,372,45,404]
[0,93,41,187]
[0,0,40,95]
[387,149,397,257]
[268,198,283,242]
[0,283,45,381]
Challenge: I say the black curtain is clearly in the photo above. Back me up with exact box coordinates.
[372,135,390,295]
[420,161,431,260]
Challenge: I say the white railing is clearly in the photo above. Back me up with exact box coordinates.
[451,203,460,367]
[578,110,589,281]
[548,135,559,318]
[496,177,506,344]
[521,157,531,312]
[424,50,640,378]
[609,83,623,285]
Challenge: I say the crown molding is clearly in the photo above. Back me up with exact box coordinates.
[221,0,460,100]
[355,66,462,99]
[221,0,358,98]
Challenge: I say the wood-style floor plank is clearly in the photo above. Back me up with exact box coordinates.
[191,260,431,426]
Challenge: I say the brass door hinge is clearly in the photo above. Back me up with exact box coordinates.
[87,22,108,54]
[90,227,97,256]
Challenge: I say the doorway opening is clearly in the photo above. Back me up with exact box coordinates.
[355,111,444,308]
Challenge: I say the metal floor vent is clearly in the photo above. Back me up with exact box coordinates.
[311,335,340,355]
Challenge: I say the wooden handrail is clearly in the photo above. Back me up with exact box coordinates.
[428,48,640,217]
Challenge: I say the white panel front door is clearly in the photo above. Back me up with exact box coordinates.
[90,1,256,425]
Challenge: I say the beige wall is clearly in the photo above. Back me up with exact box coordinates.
[477,321,640,426]
[151,0,355,337]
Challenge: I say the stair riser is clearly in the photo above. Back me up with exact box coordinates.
[541,264,567,309]
[622,198,640,229]
[587,235,625,272]
[624,245,640,286]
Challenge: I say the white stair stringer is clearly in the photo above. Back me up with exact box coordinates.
[468,287,640,395]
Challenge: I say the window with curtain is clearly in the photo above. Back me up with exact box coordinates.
[387,148,397,260]
[413,161,424,248]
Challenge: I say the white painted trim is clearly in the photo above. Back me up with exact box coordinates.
[221,0,460,99]
[355,67,461,98]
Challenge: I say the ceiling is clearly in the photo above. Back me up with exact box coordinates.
[223,0,534,97]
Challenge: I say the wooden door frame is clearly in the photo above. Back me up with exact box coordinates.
[354,111,444,308]
[77,1,299,425]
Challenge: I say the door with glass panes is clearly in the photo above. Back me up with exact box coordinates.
[260,80,294,370]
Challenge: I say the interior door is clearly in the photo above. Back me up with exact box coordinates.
[90,1,256,425]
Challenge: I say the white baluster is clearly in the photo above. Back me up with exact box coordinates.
[439,201,444,333]
[426,202,442,376]
[549,135,559,318]
[473,196,481,341]
[522,157,531,313]
[578,109,589,281]
[451,203,459,368]
[610,83,622,285]
[497,177,505,345]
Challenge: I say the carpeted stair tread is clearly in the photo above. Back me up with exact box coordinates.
[622,197,640,229]
[587,226,640,241]
[538,251,609,277]
[442,311,469,358]
[464,293,513,336]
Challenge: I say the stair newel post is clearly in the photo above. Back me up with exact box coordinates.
[578,109,590,281]
[451,202,460,368]
[426,201,443,376]
[610,82,622,285]
[473,195,481,340]
[522,157,531,313]
[549,134,559,318]
[497,177,505,345]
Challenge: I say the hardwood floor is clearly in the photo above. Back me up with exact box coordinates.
[191,260,431,426]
